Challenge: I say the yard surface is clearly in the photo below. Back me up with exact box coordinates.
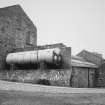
[0,80,105,105]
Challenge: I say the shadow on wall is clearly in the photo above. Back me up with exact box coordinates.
[36,79,51,86]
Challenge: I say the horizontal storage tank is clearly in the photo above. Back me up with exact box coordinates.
[6,48,62,64]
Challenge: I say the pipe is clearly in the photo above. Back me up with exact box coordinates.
[6,48,61,64]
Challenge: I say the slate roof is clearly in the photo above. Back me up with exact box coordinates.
[71,55,98,68]
[76,50,103,66]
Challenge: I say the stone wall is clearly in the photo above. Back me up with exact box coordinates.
[96,63,105,87]
[37,43,71,69]
[0,69,72,87]
[0,5,37,70]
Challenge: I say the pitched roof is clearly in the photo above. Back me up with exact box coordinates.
[71,55,98,68]
[0,4,37,30]
[77,50,103,59]
[71,55,86,62]
[76,50,103,66]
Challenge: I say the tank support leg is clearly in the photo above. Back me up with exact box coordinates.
[10,64,14,71]
[39,62,45,70]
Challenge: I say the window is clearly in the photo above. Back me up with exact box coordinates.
[26,31,31,45]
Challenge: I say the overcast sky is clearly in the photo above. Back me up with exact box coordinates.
[0,0,105,57]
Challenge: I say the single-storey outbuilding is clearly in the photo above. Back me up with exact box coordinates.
[70,56,98,88]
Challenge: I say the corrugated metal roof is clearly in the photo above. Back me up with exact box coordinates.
[71,56,98,68]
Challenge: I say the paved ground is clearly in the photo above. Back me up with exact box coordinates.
[0,80,105,105]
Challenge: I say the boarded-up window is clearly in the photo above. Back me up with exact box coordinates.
[30,34,36,45]
[26,31,31,45]
[26,31,36,46]
[15,31,24,48]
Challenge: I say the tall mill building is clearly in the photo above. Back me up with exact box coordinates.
[0,5,37,70]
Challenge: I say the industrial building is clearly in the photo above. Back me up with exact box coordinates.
[0,5,104,88]
[0,4,37,70]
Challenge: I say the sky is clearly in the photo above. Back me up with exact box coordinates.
[0,0,105,57]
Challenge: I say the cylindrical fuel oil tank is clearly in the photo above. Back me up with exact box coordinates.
[6,48,61,64]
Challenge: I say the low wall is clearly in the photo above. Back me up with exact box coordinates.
[0,69,72,87]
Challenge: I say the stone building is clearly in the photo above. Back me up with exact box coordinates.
[0,5,103,88]
[0,43,72,87]
[77,50,105,87]
[71,56,98,88]
[0,5,71,87]
[0,5,37,70]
